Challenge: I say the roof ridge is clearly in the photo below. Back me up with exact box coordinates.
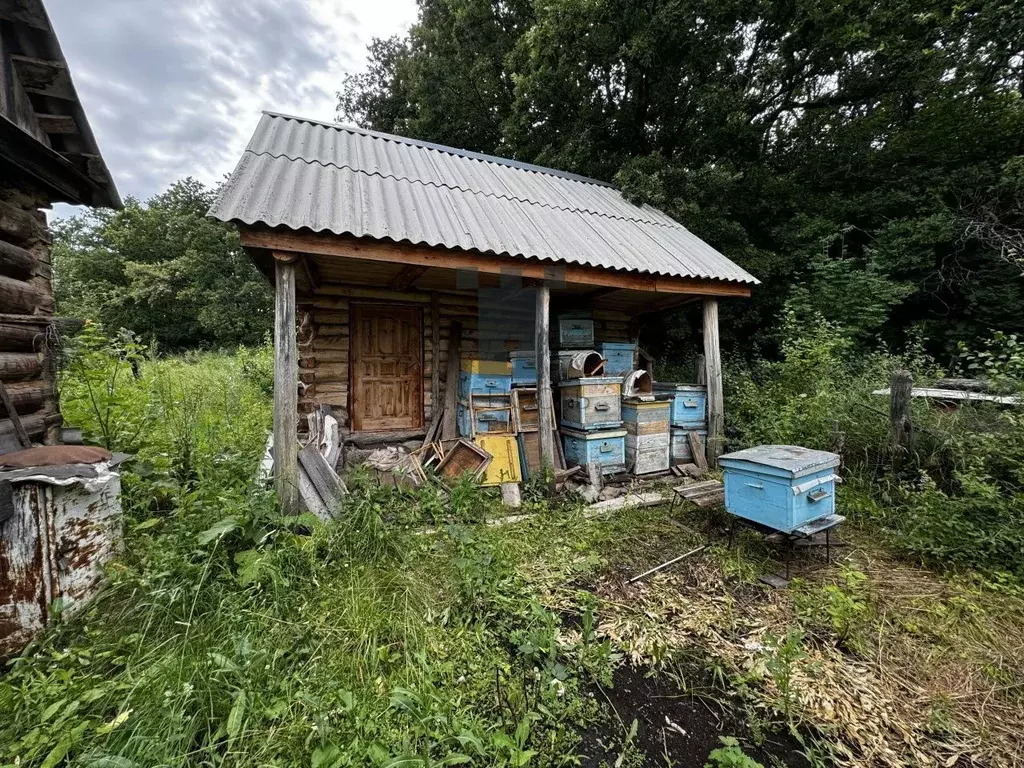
[243,148,684,230]
[260,110,616,189]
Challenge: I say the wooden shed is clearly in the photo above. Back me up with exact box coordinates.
[210,113,758,509]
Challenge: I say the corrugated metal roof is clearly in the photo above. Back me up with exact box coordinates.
[209,112,758,285]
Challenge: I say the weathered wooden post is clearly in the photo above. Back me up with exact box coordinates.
[890,369,913,468]
[536,283,555,489]
[703,299,724,468]
[273,251,299,514]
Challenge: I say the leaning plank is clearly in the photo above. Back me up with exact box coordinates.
[298,443,346,516]
[298,468,332,521]
[688,431,709,472]
[0,381,30,448]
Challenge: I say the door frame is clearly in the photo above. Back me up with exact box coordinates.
[348,301,425,433]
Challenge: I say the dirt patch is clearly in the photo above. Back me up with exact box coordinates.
[578,661,810,767]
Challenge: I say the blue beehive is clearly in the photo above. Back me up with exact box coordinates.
[597,342,637,376]
[652,383,707,427]
[561,427,627,475]
[720,445,841,533]
[509,350,538,386]
[458,370,512,397]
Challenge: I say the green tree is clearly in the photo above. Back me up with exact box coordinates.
[53,178,272,350]
[339,0,1024,360]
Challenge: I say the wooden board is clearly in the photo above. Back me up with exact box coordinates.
[350,303,423,431]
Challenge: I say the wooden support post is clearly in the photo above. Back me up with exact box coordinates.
[441,321,462,441]
[890,369,913,469]
[430,294,441,419]
[273,252,299,514]
[702,299,724,468]
[536,284,555,489]
[695,353,707,386]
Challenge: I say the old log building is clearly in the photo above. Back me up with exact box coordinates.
[0,0,120,450]
[1,0,121,656]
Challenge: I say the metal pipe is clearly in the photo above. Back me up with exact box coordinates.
[627,545,707,584]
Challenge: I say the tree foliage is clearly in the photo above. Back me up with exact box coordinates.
[340,0,1024,360]
[53,178,272,350]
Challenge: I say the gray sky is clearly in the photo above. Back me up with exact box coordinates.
[48,0,417,215]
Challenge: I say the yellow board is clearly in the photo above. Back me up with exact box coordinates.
[474,435,523,486]
[461,359,512,375]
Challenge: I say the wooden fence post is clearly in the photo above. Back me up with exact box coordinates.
[890,369,913,467]
[273,252,299,515]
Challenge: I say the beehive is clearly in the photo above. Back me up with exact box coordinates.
[719,445,841,533]
[652,383,707,428]
[509,351,538,386]
[559,377,622,431]
[621,397,671,474]
[459,359,512,397]
[557,313,595,347]
[598,342,637,376]
[561,427,627,475]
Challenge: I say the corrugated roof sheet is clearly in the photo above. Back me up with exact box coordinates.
[209,112,758,285]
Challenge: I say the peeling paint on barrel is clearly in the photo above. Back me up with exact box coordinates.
[0,472,121,656]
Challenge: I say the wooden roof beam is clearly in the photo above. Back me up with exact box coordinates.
[240,230,753,298]
[390,264,430,290]
[36,113,78,134]
[11,55,75,100]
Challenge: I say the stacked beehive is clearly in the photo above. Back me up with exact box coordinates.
[456,360,522,485]
[555,313,629,476]
[652,382,709,465]
[620,375,672,475]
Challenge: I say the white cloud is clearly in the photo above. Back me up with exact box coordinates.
[47,0,417,213]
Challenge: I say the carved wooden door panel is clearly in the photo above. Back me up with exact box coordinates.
[350,304,423,431]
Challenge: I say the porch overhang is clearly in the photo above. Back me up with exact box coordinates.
[239,228,752,316]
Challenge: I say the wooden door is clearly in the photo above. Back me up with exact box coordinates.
[350,304,423,431]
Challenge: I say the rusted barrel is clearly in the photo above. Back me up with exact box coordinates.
[558,350,605,380]
[622,369,653,398]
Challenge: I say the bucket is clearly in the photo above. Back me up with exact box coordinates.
[622,369,653,398]
[558,350,605,380]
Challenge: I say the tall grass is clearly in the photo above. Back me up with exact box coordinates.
[1,334,604,767]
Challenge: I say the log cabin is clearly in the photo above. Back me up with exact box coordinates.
[210,112,759,510]
[0,0,120,450]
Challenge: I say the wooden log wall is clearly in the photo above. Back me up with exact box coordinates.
[295,281,635,435]
[0,186,58,453]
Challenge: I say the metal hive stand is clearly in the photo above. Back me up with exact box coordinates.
[726,513,846,584]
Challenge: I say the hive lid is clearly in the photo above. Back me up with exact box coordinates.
[719,445,840,478]
[558,377,620,386]
[621,395,672,405]
[652,382,706,392]
[560,427,627,439]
